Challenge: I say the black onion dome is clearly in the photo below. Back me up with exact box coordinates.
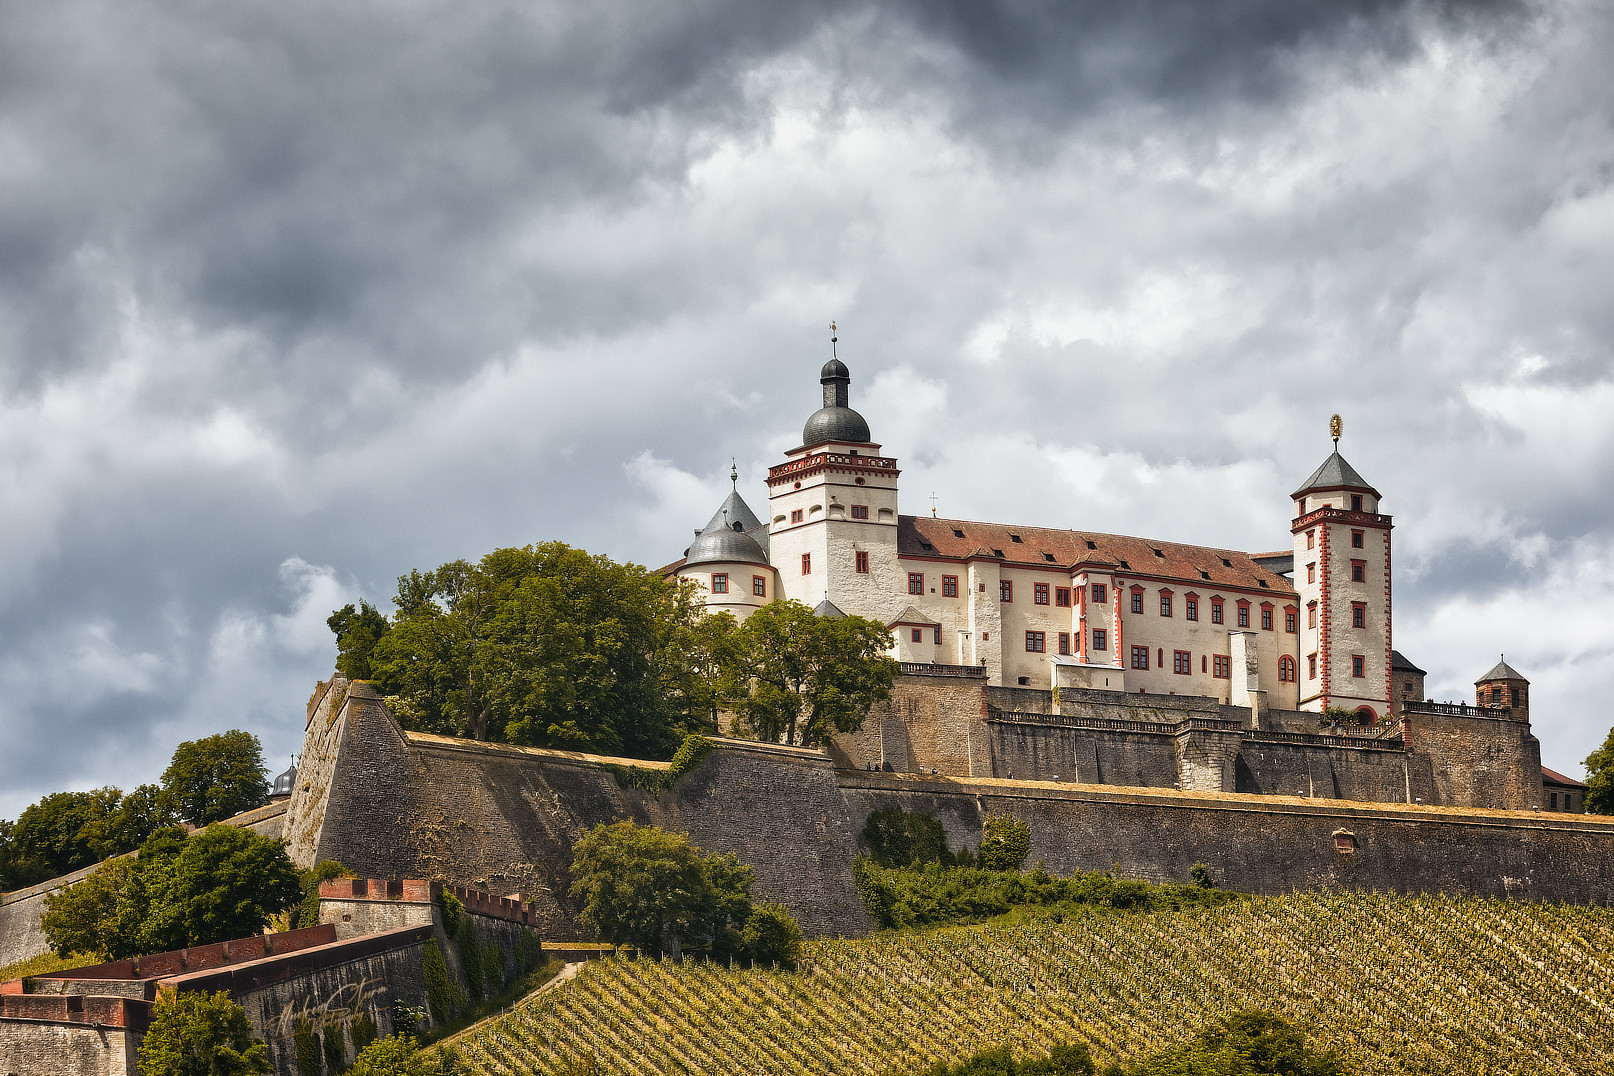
[802,405,871,445]
[684,518,769,567]
[821,358,850,380]
[271,759,298,797]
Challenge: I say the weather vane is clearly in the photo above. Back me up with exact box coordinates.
[730,458,738,490]
[929,492,938,517]
[1330,414,1342,445]
[830,321,838,360]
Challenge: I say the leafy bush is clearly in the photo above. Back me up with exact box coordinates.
[854,859,1241,931]
[422,938,463,1025]
[978,815,1031,872]
[139,990,272,1076]
[862,808,954,868]
[906,1041,1096,1076]
[324,1020,348,1072]
[291,859,351,931]
[1102,1011,1345,1076]
[606,734,714,793]
[740,903,803,968]
[352,1008,378,1054]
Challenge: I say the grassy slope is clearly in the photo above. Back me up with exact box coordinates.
[449,891,1614,1076]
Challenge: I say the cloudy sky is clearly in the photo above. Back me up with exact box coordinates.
[3,0,1612,819]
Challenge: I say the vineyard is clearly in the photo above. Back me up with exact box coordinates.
[447,891,1614,1076]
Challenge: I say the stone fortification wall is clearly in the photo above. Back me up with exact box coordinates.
[1233,735,1427,803]
[987,713,1179,788]
[283,675,352,870]
[1403,708,1545,810]
[0,860,105,973]
[840,773,1614,903]
[0,998,142,1076]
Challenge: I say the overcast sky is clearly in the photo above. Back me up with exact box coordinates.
[3,0,1612,820]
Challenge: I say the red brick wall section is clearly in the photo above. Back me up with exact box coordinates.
[318,877,543,927]
[0,994,148,1032]
[35,926,336,983]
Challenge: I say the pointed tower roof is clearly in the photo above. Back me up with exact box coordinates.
[813,599,846,619]
[702,488,764,535]
[1291,449,1379,499]
[1476,656,1528,684]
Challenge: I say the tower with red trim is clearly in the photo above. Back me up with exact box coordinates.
[1291,425,1392,717]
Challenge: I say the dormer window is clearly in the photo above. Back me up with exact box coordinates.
[1043,552,1056,562]
[1086,540,1097,550]
[1351,494,1363,512]
[953,529,965,538]
[992,548,1004,558]
[1010,534,1023,543]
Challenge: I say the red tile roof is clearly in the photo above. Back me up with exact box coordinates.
[1541,766,1589,789]
[899,516,1297,598]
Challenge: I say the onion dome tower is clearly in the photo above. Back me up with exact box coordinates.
[676,463,776,619]
[802,357,872,446]
[270,756,298,800]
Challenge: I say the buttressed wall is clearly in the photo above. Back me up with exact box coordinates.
[287,678,1614,941]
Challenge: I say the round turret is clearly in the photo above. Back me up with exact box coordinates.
[684,521,768,567]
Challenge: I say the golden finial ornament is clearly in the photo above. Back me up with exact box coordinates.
[1330,414,1342,445]
[830,321,838,359]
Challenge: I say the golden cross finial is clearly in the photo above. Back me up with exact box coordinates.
[1330,414,1342,445]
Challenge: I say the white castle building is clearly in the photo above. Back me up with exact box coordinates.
[672,358,1397,717]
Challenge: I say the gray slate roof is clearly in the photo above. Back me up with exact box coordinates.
[702,489,764,535]
[1390,650,1425,675]
[1292,449,1379,498]
[813,599,846,619]
[1477,657,1528,684]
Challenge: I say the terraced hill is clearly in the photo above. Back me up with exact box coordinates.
[448,891,1614,1076]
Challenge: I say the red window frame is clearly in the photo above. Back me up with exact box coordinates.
[1091,584,1107,604]
[1279,655,1296,682]
[801,553,811,575]
[911,628,923,643]
[1034,582,1050,605]
[1212,655,1230,679]
[1284,607,1297,633]
[1351,529,1364,548]
[1159,591,1173,617]
[1210,598,1224,625]
[1236,601,1250,628]
[1026,631,1046,653]
[1352,654,1365,678]
[1185,596,1198,621]
[1092,628,1108,651]
[1352,602,1366,628]
[855,551,869,574]
[1307,562,1316,583]
[850,505,869,520]
[1308,602,1317,629]
[942,575,958,597]
[710,573,728,594]
[934,626,942,645]
[1306,529,1315,549]
[791,509,804,524]
[1351,559,1366,583]
[1058,632,1071,655]
[1000,580,1013,602]
[908,572,925,595]
[753,576,767,597]
[1173,650,1191,675]
[1055,587,1071,607]
[1130,645,1150,670]
[1130,589,1144,614]
[1308,653,1318,679]
[1260,606,1273,631]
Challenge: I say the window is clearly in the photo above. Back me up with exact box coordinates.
[1160,592,1173,617]
[753,576,767,597]
[1157,648,1164,668]
[942,575,958,597]
[908,572,925,595]
[1307,529,1315,549]
[1307,562,1316,583]
[1026,631,1046,653]
[1210,598,1224,625]
[801,553,811,575]
[855,551,869,574]
[1510,686,1520,707]
[1034,582,1050,605]
[934,626,942,645]
[1352,560,1366,583]
[1261,607,1273,631]
[1352,603,1366,628]
[911,628,923,643]
[1000,581,1013,602]
[1091,584,1108,604]
[1308,653,1318,679]
[1351,494,1363,512]
[1174,650,1192,675]
[1352,654,1365,678]
[711,573,728,594]
[1185,597,1198,621]
[1308,602,1317,628]
[1237,603,1250,628]
[1351,529,1364,548]
[1055,587,1071,607]
[1212,655,1231,679]
[1058,632,1071,655]
[1279,655,1296,682]
[791,509,804,524]
[1130,590,1144,614]
[1130,646,1150,670]
[1285,608,1297,633]
[850,504,869,520]
[1092,628,1108,651]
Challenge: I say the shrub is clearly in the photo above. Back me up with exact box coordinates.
[862,808,953,868]
[979,815,1031,872]
[903,1040,1095,1075]
[351,1033,427,1076]
[291,859,351,931]
[1102,1010,1344,1076]
[606,734,715,793]
[295,1018,320,1076]
[741,903,803,968]
[324,1021,348,1072]
[352,1008,378,1054]
[139,990,272,1076]
[422,939,463,1025]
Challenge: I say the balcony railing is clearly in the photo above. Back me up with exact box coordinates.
[1403,700,1512,718]
[768,452,899,480]
[899,661,988,678]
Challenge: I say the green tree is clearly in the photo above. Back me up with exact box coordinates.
[350,1034,428,1076]
[8,788,127,885]
[740,903,803,968]
[1104,1010,1343,1076]
[569,821,757,959]
[329,600,393,680]
[1584,726,1614,815]
[725,600,898,747]
[137,989,272,1076]
[42,824,300,959]
[0,818,15,892]
[979,814,1031,872]
[368,543,706,756]
[161,731,271,826]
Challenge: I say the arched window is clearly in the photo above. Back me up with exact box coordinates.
[1279,655,1296,683]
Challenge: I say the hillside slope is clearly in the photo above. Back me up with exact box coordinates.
[450,891,1614,1076]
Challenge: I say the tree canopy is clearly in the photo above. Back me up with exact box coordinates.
[726,600,898,747]
[42,823,301,959]
[138,990,272,1076]
[358,543,715,756]
[1,784,173,890]
[1584,726,1614,815]
[161,731,271,826]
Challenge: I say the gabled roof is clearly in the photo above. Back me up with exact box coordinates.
[897,516,1295,596]
[1477,657,1528,684]
[1542,766,1588,790]
[813,599,846,619]
[887,605,939,627]
[1292,449,1379,499]
[1390,650,1426,675]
